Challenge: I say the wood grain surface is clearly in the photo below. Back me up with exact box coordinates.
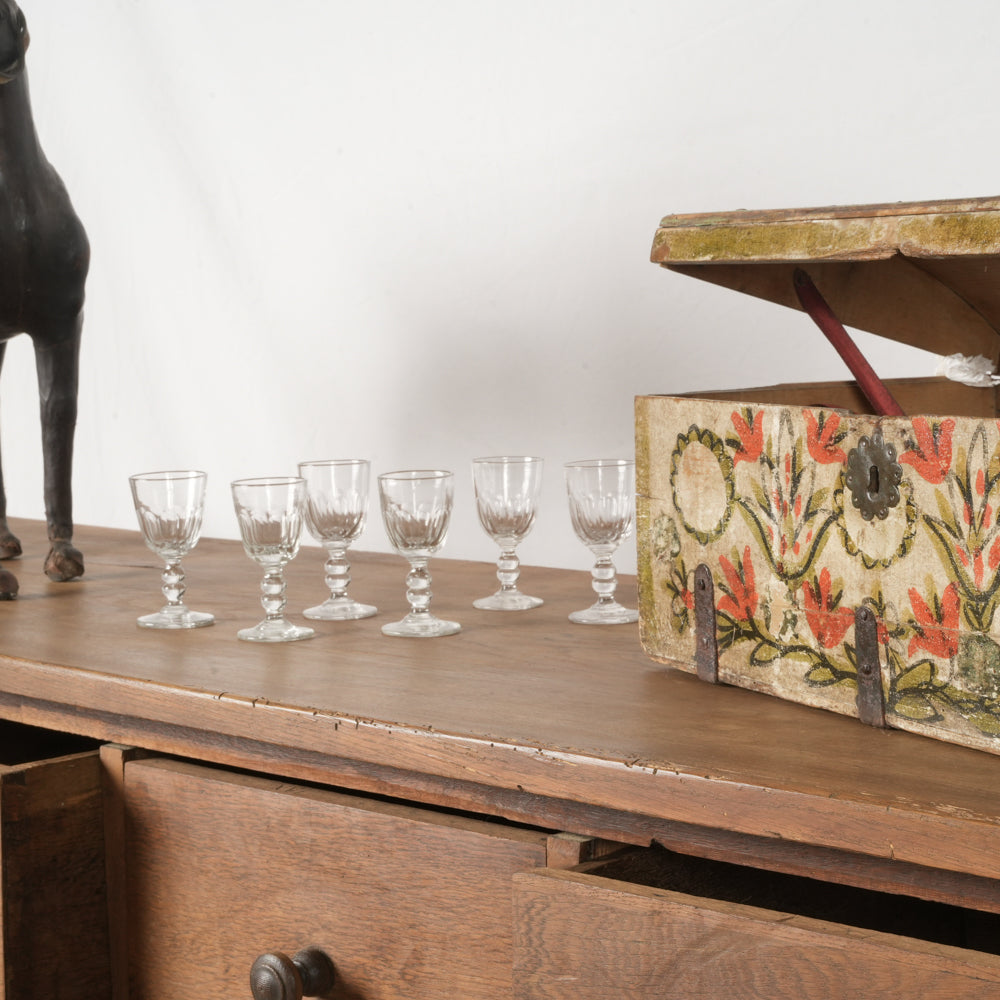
[0,737,109,999]
[2,520,1000,882]
[124,757,550,999]
[513,868,1000,999]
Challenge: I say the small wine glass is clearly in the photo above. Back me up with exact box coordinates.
[472,456,543,611]
[299,459,377,621]
[565,459,639,625]
[129,470,215,629]
[378,470,460,638]
[231,476,315,642]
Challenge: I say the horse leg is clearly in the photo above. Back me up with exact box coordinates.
[0,342,22,560]
[34,323,83,582]
[0,342,20,599]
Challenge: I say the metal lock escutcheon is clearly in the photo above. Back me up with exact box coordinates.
[844,429,902,522]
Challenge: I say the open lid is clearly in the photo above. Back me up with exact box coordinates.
[651,196,1000,363]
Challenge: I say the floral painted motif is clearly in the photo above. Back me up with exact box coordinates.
[643,399,1000,750]
[717,546,758,623]
[907,582,960,660]
[670,425,734,545]
[922,423,1000,632]
[649,515,694,634]
[834,471,917,570]
[801,568,854,649]
[729,408,764,465]
[804,410,848,465]
[899,417,955,485]
[734,410,835,586]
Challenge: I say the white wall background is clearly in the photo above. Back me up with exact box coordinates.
[2,0,994,575]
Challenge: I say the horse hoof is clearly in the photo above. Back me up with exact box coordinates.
[0,533,21,561]
[44,542,84,582]
[0,569,18,599]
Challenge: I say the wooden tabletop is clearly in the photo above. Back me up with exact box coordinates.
[4,520,1000,880]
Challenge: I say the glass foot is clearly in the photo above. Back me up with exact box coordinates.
[303,597,378,621]
[381,613,461,638]
[138,607,214,630]
[238,618,316,642]
[569,601,639,625]
[474,590,543,611]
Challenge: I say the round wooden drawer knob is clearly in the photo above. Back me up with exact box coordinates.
[250,947,337,1000]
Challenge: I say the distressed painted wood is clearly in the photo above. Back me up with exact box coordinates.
[637,395,1000,754]
[651,196,1000,360]
[642,196,1000,756]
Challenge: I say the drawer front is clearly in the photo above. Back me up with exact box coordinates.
[124,758,550,999]
[0,725,107,1000]
[514,869,1000,999]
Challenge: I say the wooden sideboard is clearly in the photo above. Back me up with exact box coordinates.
[4,519,1000,998]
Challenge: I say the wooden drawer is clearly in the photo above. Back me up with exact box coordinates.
[514,845,1000,999]
[123,757,552,999]
[0,720,106,1000]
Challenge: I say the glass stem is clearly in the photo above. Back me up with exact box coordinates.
[261,567,288,622]
[496,548,520,593]
[324,543,351,601]
[161,560,186,609]
[405,558,433,617]
[590,548,618,605]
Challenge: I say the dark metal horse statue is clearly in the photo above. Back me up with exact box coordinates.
[0,0,87,598]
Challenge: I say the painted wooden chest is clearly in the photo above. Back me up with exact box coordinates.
[636,197,1000,754]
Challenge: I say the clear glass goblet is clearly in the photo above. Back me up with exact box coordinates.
[472,455,543,611]
[231,476,315,642]
[129,470,215,629]
[298,459,377,621]
[378,470,460,638]
[565,458,639,625]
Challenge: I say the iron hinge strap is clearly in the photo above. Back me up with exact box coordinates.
[854,605,886,728]
[694,563,719,684]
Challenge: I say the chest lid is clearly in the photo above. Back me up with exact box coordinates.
[651,196,1000,364]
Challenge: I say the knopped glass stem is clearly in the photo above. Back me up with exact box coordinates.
[238,561,315,642]
[588,549,618,606]
[495,549,520,594]
[473,545,543,612]
[160,559,187,610]
[405,558,433,618]
[381,556,461,638]
[136,557,213,630]
[323,545,351,601]
[260,566,289,623]
[569,544,638,625]
[303,542,377,621]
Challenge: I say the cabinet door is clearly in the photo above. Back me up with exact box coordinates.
[0,724,107,1000]
[123,757,550,999]
[514,864,1000,999]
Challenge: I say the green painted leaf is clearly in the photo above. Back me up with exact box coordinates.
[805,665,837,686]
[892,693,940,721]
[750,643,783,666]
[968,712,1000,737]
[896,660,937,692]
[933,491,960,536]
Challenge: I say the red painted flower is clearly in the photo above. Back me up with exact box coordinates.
[804,410,847,465]
[730,409,764,466]
[899,417,955,485]
[990,535,1000,573]
[907,582,960,659]
[801,568,854,649]
[717,546,758,622]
